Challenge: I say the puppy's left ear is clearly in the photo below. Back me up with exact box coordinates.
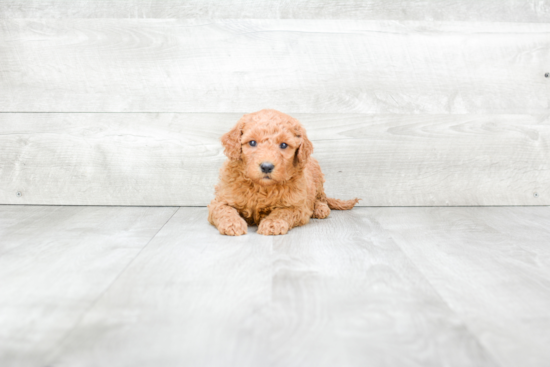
[295,129,313,167]
[221,118,245,160]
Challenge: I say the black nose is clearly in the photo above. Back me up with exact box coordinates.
[260,162,275,173]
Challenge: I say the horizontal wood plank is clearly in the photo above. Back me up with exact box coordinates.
[1,0,549,22]
[1,113,548,206]
[1,20,548,113]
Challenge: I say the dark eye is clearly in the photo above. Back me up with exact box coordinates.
[280,142,288,149]
[249,140,257,147]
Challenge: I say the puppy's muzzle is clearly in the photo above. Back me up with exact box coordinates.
[260,162,275,174]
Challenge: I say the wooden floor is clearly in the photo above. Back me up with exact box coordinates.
[1,205,549,367]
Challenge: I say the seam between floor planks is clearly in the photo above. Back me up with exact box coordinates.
[361,206,550,367]
[0,205,180,366]
[352,211,506,366]
[43,207,181,364]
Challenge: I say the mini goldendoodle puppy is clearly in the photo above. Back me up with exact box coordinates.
[208,109,360,236]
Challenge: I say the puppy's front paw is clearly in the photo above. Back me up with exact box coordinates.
[217,216,248,236]
[258,219,290,236]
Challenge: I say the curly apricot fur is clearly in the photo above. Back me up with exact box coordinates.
[208,109,360,236]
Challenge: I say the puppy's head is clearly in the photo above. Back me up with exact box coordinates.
[221,109,313,186]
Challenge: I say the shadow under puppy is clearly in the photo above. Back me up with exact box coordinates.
[208,109,360,236]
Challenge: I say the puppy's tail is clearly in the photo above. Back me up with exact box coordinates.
[326,197,361,210]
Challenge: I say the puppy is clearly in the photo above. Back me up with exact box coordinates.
[208,109,360,236]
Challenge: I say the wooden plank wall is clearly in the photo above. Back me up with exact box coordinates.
[0,1,549,206]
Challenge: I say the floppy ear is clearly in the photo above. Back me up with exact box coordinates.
[294,129,313,167]
[221,119,245,160]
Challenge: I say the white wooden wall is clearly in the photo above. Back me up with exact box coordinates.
[1,1,549,206]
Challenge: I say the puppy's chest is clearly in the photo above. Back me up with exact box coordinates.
[229,178,306,224]
[231,185,290,224]
[238,197,281,224]
[243,207,271,225]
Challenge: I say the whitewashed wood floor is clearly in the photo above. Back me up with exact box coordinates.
[1,205,549,367]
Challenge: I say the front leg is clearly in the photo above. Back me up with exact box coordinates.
[257,207,311,236]
[208,200,248,236]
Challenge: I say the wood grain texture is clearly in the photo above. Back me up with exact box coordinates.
[1,0,549,21]
[361,207,550,367]
[3,206,550,366]
[46,207,498,367]
[0,205,63,252]
[268,209,498,367]
[1,113,548,206]
[0,205,177,367]
[47,207,274,367]
[1,20,548,113]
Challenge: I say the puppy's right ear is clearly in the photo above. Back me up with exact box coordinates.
[221,118,245,160]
